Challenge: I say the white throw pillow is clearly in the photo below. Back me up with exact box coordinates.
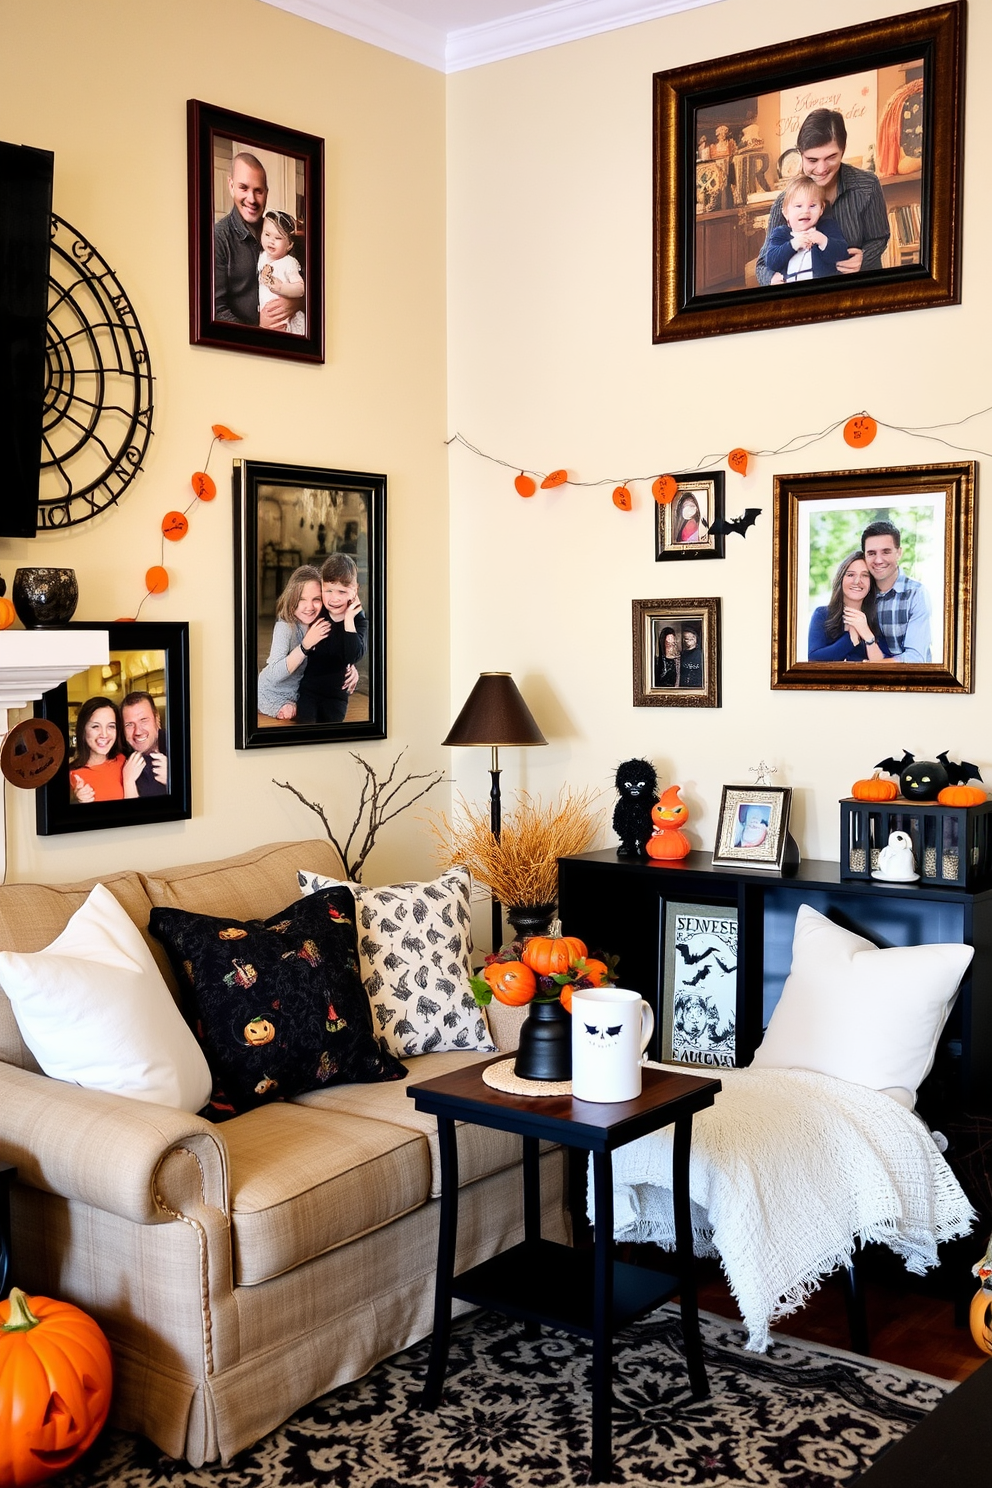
[297,868,495,1058]
[751,903,972,1106]
[0,883,212,1111]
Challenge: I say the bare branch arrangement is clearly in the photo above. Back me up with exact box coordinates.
[429,787,604,907]
[274,750,446,882]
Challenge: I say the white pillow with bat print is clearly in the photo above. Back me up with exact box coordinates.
[297,867,495,1058]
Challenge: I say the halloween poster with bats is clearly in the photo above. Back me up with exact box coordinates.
[662,902,737,1067]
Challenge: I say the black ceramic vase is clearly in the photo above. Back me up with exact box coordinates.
[12,568,79,628]
[514,998,572,1082]
[505,901,556,942]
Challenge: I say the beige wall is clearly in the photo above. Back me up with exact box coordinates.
[1,0,448,884]
[3,0,988,891]
[446,0,990,866]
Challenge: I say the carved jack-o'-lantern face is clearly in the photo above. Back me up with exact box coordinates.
[244,1017,275,1046]
[1,718,66,789]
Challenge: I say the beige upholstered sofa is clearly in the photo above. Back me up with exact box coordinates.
[0,839,567,1466]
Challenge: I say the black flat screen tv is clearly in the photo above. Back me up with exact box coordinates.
[0,140,53,539]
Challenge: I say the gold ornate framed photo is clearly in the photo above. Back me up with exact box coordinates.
[632,597,720,708]
[771,461,975,693]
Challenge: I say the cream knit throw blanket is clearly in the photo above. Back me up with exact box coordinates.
[606,1063,976,1351]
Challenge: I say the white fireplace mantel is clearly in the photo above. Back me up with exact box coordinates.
[0,629,110,880]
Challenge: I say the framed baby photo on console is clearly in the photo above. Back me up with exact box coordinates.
[36,622,191,835]
[187,99,325,363]
[653,3,964,343]
[234,458,386,749]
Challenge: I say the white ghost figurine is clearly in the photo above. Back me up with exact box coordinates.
[873,829,919,882]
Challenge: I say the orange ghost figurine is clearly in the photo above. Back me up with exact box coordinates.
[645,785,691,860]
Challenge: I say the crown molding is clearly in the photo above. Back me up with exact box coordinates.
[446,0,718,72]
[259,0,718,72]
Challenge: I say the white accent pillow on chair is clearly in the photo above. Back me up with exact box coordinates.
[751,903,972,1107]
[0,882,212,1111]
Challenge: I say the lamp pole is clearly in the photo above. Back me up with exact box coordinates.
[489,744,502,952]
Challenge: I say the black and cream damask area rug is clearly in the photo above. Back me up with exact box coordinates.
[63,1307,952,1488]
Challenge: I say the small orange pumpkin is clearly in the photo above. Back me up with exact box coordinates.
[970,1288,992,1356]
[521,935,587,977]
[0,1287,113,1485]
[0,595,15,630]
[483,960,537,1006]
[938,785,987,807]
[574,957,610,987]
[851,772,899,802]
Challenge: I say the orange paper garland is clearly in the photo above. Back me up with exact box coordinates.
[130,423,242,618]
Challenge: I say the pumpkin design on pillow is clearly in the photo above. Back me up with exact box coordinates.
[244,1017,275,1046]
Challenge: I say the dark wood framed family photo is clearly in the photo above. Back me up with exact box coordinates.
[187,99,325,362]
[771,461,975,694]
[36,622,191,835]
[655,472,726,561]
[234,458,386,749]
[653,3,964,343]
[632,596,720,708]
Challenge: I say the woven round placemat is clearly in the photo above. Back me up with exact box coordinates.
[482,1057,572,1097]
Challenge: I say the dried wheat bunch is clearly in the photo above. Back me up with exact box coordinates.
[429,787,603,906]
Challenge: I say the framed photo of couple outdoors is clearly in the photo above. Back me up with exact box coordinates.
[234,458,386,749]
[771,461,975,693]
[187,100,325,363]
[35,622,191,836]
[653,3,964,343]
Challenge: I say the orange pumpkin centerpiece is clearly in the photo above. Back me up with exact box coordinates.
[520,934,587,977]
[645,785,691,860]
[0,1287,113,1486]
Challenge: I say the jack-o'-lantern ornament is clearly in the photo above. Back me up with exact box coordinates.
[0,1287,113,1486]
[1,719,66,790]
[970,1288,992,1356]
[244,1017,276,1046]
[646,785,691,859]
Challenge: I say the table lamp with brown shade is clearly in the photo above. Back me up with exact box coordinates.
[442,671,547,952]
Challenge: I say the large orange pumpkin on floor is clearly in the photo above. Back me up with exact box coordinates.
[0,1287,113,1485]
[521,935,587,976]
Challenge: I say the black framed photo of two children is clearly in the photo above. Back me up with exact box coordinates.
[234,458,386,749]
[653,3,964,343]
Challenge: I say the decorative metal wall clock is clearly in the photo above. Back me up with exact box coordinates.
[38,215,154,530]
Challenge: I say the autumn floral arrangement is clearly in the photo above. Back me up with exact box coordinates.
[469,932,619,1014]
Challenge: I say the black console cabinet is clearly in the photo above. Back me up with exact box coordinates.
[557,850,992,1115]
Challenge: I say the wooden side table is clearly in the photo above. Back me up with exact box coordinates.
[408,1060,720,1482]
[0,1160,15,1299]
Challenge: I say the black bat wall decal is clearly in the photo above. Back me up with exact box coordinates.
[711,507,762,538]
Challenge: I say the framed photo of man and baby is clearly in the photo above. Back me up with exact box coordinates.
[234,459,386,749]
[653,4,963,342]
[771,461,975,693]
[187,100,324,363]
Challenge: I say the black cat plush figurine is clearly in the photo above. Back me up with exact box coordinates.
[613,758,659,857]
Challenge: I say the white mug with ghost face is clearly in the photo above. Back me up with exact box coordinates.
[571,987,655,1102]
